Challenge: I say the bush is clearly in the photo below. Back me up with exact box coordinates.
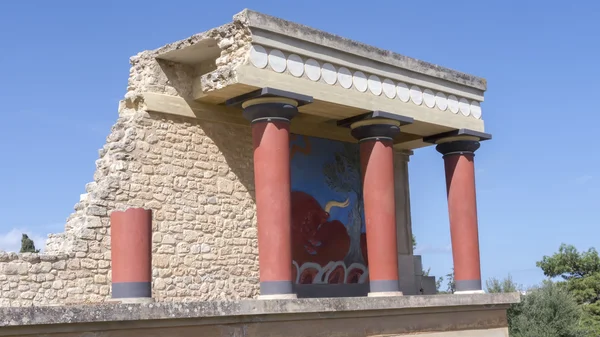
[508,281,587,337]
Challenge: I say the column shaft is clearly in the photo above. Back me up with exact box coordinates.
[242,99,299,298]
[360,139,401,294]
[252,120,294,296]
[440,143,483,293]
[110,208,153,302]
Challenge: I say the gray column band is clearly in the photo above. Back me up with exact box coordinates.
[260,281,293,295]
[112,282,152,298]
[455,279,482,292]
[369,279,400,293]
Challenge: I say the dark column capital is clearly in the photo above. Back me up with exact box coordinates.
[350,119,401,142]
[435,139,481,157]
[226,87,313,124]
[338,111,412,143]
[242,98,299,124]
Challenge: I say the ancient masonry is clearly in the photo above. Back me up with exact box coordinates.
[0,12,261,306]
[0,7,491,307]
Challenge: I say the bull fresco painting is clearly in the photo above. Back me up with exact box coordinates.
[290,134,368,285]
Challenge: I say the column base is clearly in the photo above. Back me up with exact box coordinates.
[258,293,298,300]
[454,290,485,295]
[368,291,404,297]
[108,297,154,304]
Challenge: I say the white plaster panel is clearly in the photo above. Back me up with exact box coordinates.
[368,75,383,96]
[304,58,321,81]
[287,54,304,77]
[410,85,423,106]
[470,101,482,119]
[382,79,396,99]
[322,63,337,85]
[353,71,368,92]
[435,92,448,111]
[338,67,353,89]
[268,49,287,73]
[448,95,459,114]
[249,45,268,68]
[423,89,435,108]
[396,83,410,102]
[459,98,471,116]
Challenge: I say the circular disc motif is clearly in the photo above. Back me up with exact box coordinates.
[459,98,471,116]
[287,54,304,77]
[448,95,459,114]
[367,75,383,96]
[410,85,423,105]
[304,58,321,81]
[396,83,410,102]
[470,101,482,119]
[435,92,448,111]
[382,79,396,99]
[249,45,268,68]
[322,63,337,85]
[268,49,287,73]
[423,89,436,108]
[353,71,368,92]
[338,67,353,89]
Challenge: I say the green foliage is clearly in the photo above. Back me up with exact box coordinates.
[536,244,600,335]
[537,244,600,280]
[435,269,455,294]
[19,234,39,253]
[508,281,587,337]
[435,275,444,292]
[486,274,521,293]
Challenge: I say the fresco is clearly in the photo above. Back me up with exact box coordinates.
[290,134,368,285]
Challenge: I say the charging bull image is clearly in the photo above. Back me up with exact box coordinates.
[291,191,368,284]
[290,135,369,285]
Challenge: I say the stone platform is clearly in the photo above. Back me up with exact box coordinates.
[0,293,518,336]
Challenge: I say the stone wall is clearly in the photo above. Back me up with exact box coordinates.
[0,105,260,306]
[0,10,420,306]
[0,252,109,306]
[0,15,260,304]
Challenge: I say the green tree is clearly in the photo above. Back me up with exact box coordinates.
[536,244,600,335]
[435,269,455,294]
[486,274,521,293]
[19,234,39,253]
[537,244,600,280]
[508,281,587,337]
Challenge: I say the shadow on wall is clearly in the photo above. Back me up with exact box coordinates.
[158,59,256,203]
[159,62,368,296]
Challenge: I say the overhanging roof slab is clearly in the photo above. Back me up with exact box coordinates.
[154,9,489,149]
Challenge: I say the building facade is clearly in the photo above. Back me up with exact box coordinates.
[0,9,518,337]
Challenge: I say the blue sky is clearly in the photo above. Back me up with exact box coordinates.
[1,0,598,289]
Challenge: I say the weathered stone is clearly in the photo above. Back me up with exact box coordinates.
[52,280,63,290]
[66,260,80,270]
[0,13,264,306]
[81,259,97,269]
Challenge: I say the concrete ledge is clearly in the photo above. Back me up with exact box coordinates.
[0,293,518,327]
[241,10,487,91]
[0,294,519,336]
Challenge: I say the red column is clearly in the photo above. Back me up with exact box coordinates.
[351,120,402,296]
[243,99,299,299]
[436,140,483,293]
[110,208,153,302]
